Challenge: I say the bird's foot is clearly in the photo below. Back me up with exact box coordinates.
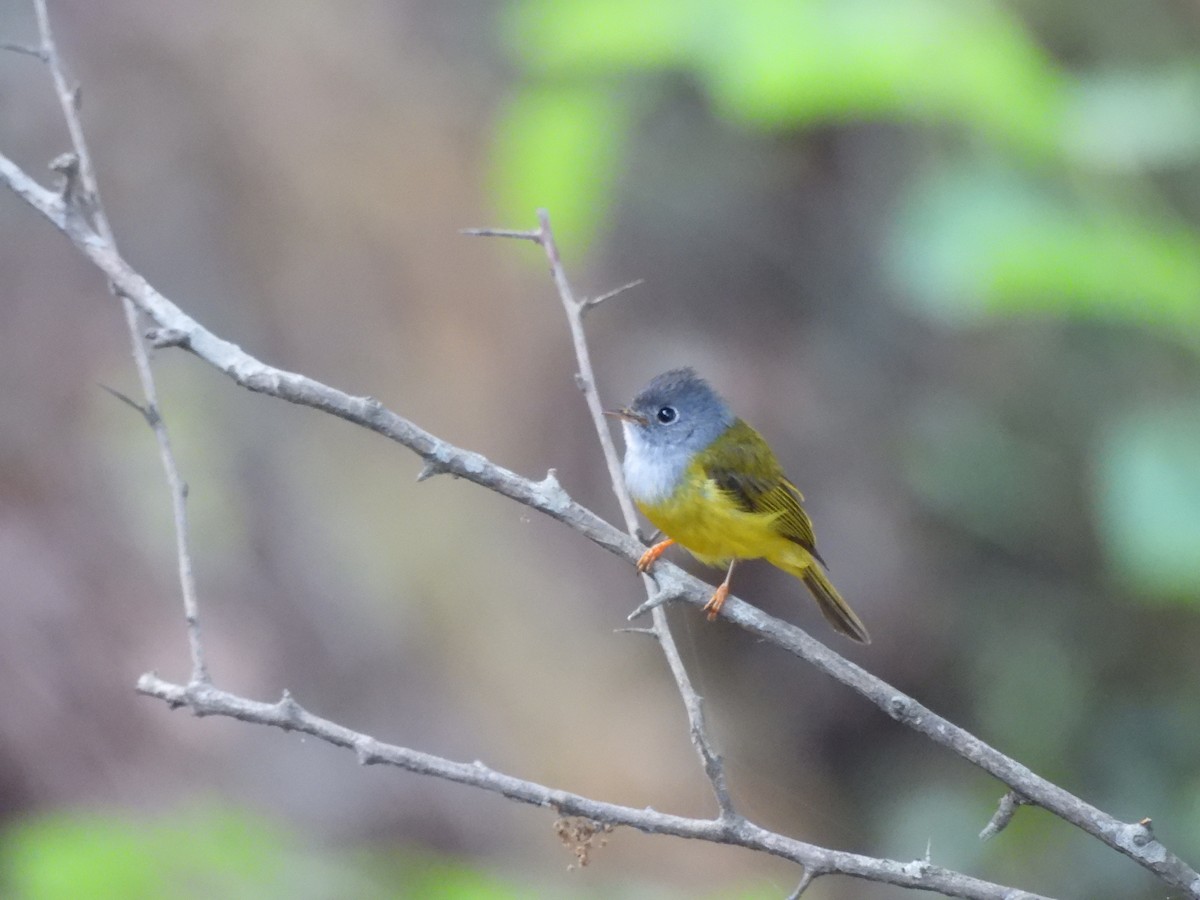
[703,584,729,621]
[635,539,675,574]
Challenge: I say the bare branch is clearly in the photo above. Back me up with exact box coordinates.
[4,17,1199,894]
[4,152,1199,895]
[30,0,209,685]
[478,208,739,822]
[134,673,1051,900]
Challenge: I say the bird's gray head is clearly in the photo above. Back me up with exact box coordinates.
[607,368,735,502]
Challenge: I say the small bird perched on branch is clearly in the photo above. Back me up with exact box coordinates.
[606,368,869,643]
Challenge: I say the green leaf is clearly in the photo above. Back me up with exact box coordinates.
[1,808,288,900]
[502,0,699,74]
[488,84,632,255]
[504,0,1065,154]
[1095,408,1200,603]
[699,0,1064,153]
[892,167,1200,332]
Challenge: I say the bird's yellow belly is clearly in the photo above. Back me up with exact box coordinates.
[636,475,792,568]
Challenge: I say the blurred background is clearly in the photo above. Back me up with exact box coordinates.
[2,1,1199,897]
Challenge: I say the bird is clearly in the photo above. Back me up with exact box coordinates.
[605,367,869,643]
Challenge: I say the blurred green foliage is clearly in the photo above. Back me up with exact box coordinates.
[494,0,1065,246]
[505,0,1064,145]
[0,806,530,900]
[489,85,633,254]
[893,166,1200,331]
[1097,408,1200,602]
[2,807,348,900]
[495,0,1200,609]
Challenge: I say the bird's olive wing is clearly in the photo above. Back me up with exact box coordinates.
[702,421,824,561]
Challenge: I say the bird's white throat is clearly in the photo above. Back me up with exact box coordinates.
[620,424,689,504]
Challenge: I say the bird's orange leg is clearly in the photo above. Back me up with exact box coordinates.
[703,560,739,621]
[636,538,675,574]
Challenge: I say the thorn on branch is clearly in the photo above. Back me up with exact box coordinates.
[1132,818,1155,848]
[0,41,48,61]
[416,459,449,482]
[460,225,543,244]
[355,739,381,766]
[787,869,816,899]
[580,278,644,318]
[613,626,658,638]
[979,790,1031,842]
[98,383,158,426]
[276,689,303,729]
[626,588,677,621]
[146,327,190,350]
[537,469,571,512]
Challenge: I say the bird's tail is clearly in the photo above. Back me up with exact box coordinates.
[799,564,871,644]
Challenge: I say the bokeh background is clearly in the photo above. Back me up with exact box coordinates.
[2,1,1200,898]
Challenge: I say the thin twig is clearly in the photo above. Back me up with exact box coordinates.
[581,277,644,316]
[4,153,1199,894]
[98,383,156,425]
[469,209,740,822]
[459,226,540,241]
[134,673,1051,900]
[32,0,208,685]
[4,73,1200,900]
[0,41,47,60]
[980,791,1030,842]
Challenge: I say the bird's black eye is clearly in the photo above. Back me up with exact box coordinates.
[656,406,677,424]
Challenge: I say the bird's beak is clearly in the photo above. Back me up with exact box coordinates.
[603,407,648,426]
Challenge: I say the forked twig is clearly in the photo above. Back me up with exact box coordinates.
[2,7,1197,896]
[467,210,737,821]
[31,0,209,685]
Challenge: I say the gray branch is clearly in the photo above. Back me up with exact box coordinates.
[2,150,1200,900]
[30,0,209,685]
[3,9,1199,894]
[135,673,1050,900]
[4,147,1200,897]
[468,213,736,821]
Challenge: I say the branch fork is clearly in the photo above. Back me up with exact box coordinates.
[3,6,1198,897]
